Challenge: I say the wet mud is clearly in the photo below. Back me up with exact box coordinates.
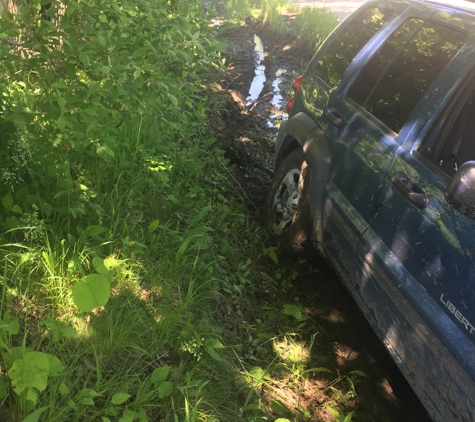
[215,18,432,422]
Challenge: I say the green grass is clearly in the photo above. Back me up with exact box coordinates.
[294,7,339,50]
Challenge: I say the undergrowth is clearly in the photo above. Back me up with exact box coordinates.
[0,1,359,421]
[218,0,337,51]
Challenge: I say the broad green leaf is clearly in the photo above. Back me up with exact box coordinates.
[249,366,266,381]
[243,403,261,411]
[2,192,13,209]
[82,397,94,406]
[59,382,70,396]
[51,82,67,89]
[103,256,120,272]
[133,70,141,79]
[80,54,90,67]
[97,34,106,47]
[21,406,48,422]
[205,346,222,362]
[167,93,178,107]
[92,257,109,276]
[148,219,159,233]
[266,247,278,265]
[132,46,149,57]
[157,381,173,398]
[190,206,211,226]
[104,406,120,416]
[26,387,38,404]
[57,97,66,109]
[348,370,367,377]
[344,411,355,422]
[4,346,32,368]
[87,81,101,98]
[111,392,131,405]
[151,366,170,386]
[275,419,292,422]
[67,400,77,410]
[41,319,77,343]
[96,146,115,159]
[0,314,19,335]
[102,418,111,422]
[137,407,148,422]
[82,109,98,116]
[85,225,108,237]
[45,354,63,376]
[204,338,224,349]
[192,31,200,41]
[270,400,290,413]
[8,352,49,396]
[283,304,308,321]
[11,205,22,214]
[57,115,66,131]
[119,409,136,422]
[71,274,110,312]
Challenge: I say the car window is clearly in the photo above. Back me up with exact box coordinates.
[420,89,475,177]
[348,19,468,134]
[315,7,394,87]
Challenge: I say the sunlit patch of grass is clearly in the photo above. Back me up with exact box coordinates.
[274,336,311,364]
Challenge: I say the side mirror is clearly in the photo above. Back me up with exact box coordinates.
[445,161,475,219]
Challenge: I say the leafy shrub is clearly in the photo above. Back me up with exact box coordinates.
[0,0,221,242]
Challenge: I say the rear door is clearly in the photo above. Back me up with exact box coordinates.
[297,5,398,282]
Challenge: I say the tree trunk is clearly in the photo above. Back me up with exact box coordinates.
[0,0,16,12]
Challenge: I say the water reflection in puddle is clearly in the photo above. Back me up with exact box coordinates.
[268,68,288,128]
[246,35,266,106]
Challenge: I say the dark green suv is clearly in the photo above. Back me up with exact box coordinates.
[265,1,475,420]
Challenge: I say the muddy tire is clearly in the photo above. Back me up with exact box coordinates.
[264,149,316,260]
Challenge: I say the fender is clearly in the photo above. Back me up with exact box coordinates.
[274,112,331,253]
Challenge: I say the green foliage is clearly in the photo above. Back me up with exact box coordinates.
[8,351,63,404]
[326,405,355,422]
[294,7,338,50]
[0,0,222,243]
[0,310,70,420]
[71,273,110,312]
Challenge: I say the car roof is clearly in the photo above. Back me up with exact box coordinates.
[362,0,475,36]
[419,0,475,14]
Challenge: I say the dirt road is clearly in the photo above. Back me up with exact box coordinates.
[292,0,365,20]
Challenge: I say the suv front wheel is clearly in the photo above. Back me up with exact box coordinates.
[264,149,314,259]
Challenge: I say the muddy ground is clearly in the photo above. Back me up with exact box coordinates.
[215,18,433,422]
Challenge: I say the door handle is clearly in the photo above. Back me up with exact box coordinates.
[325,108,344,128]
[391,172,429,209]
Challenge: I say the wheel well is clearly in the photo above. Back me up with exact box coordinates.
[275,138,302,169]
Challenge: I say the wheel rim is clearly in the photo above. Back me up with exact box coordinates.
[271,167,302,235]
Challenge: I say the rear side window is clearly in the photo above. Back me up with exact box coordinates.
[315,8,394,87]
[348,19,468,133]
